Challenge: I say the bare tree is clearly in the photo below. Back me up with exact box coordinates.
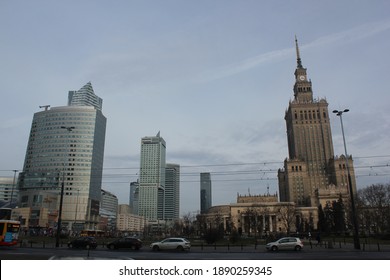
[182,212,196,237]
[243,207,259,237]
[278,204,296,235]
[195,213,207,237]
[200,211,225,244]
[357,183,390,235]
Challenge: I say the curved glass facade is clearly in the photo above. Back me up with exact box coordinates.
[19,105,106,230]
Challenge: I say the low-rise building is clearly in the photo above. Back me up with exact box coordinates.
[116,204,146,235]
[199,193,318,237]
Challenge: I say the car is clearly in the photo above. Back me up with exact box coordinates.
[266,237,303,251]
[150,237,191,251]
[107,237,142,250]
[67,236,98,249]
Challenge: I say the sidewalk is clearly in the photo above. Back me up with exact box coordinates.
[188,241,390,253]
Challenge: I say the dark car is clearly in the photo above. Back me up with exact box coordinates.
[107,237,142,250]
[68,237,98,249]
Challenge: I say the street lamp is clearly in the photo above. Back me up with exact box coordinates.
[55,126,75,248]
[332,109,360,250]
[73,188,80,233]
[10,170,18,208]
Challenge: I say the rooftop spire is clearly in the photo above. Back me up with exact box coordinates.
[295,35,303,68]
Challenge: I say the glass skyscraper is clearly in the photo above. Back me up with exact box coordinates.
[165,163,180,220]
[129,181,139,215]
[200,172,212,214]
[18,82,106,230]
[68,82,103,110]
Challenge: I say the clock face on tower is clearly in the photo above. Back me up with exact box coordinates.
[299,75,305,81]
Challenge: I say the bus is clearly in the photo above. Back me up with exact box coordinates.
[0,208,12,220]
[0,220,21,247]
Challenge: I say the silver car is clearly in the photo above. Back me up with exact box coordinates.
[150,237,191,251]
[266,237,303,251]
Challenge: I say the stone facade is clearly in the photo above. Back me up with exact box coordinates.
[200,194,318,236]
[278,38,357,209]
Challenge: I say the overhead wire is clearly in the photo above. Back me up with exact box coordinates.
[1,155,389,187]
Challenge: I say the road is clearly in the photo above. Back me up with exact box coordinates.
[1,245,389,260]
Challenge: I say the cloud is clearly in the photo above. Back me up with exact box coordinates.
[195,19,390,83]
[304,19,390,50]
[194,47,293,83]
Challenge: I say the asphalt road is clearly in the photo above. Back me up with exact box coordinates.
[1,244,389,260]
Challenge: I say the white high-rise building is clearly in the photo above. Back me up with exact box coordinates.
[18,82,106,230]
[138,132,166,221]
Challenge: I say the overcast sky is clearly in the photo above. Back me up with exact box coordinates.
[1,0,390,216]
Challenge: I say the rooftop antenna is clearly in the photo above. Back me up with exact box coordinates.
[295,35,303,68]
[39,105,50,111]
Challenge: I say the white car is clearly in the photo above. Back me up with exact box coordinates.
[150,237,191,251]
[266,237,303,251]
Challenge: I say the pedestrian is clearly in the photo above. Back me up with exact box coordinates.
[316,232,321,246]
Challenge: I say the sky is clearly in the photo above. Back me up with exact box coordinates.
[1,0,390,216]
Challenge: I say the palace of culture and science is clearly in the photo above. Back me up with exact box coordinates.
[201,38,357,235]
[278,38,357,208]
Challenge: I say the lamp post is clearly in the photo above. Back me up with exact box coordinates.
[73,188,79,233]
[55,126,75,248]
[332,109,360,250]
[10,170,18,208]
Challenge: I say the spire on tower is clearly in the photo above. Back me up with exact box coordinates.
[295,35,303,68]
